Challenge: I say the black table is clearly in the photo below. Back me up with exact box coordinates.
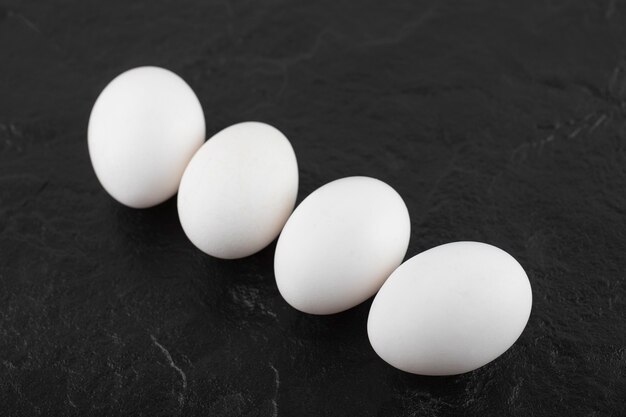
[1,0,625,415]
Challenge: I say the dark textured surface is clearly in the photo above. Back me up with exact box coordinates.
[1,0,625,415]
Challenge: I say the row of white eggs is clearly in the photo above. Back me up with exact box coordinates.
[88,66,532,376]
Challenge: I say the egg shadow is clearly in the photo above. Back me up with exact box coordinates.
[112,195,187,243]
[282,296,374,353]
[191,238,286,322]
[108,194,207,283]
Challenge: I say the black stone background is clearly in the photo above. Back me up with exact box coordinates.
[1,0,625,416]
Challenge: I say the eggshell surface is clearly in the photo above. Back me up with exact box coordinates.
[88,66,205,208]
[367,241,532,375]
[274,176,411,315]
[178,122,298,259]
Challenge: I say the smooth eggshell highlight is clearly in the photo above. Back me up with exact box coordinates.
[88,66,205,208]
[367,241,532,375]
[274,176,411,315]
[178,121,298,259]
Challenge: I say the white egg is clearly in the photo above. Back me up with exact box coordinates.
[367,241,532,375]
[274,176,411,315]
[88,66,205,208]
[178,122,298,259]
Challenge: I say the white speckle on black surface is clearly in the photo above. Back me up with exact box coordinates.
[150,334,188,411]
